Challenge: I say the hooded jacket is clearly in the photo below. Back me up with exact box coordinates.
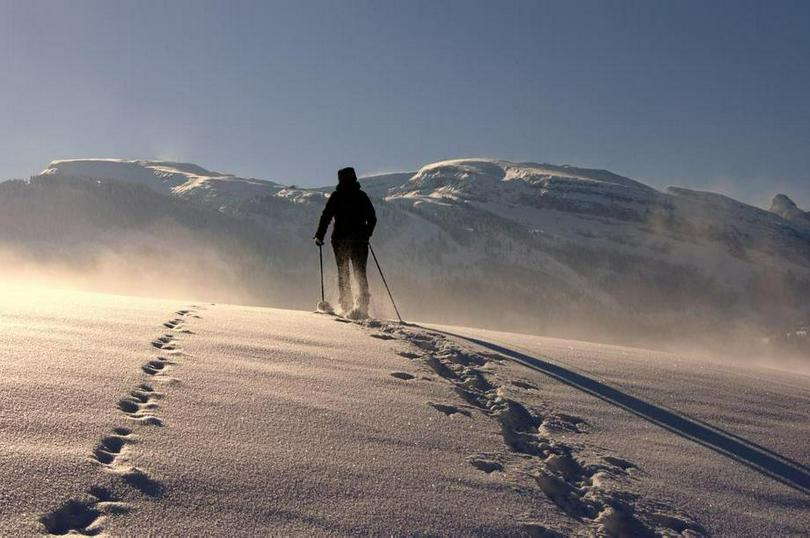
[315,176,377,243]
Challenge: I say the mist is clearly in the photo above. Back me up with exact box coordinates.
[1,165,808,373]
[3,236,807,375]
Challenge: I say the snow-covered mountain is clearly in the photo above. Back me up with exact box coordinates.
[8,157,810,353]
[770,193,810,228]
[41,159,286,206]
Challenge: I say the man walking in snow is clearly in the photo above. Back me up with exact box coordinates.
[314,167,377,317]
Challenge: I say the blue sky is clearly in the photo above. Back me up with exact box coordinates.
[1,0,808,207]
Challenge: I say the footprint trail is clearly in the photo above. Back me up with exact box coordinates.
[354,319,706,537]
[39,307,203,535]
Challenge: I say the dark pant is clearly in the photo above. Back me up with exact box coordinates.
[332,240,370,312]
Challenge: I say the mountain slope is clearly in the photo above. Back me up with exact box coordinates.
[7,157,810,354]
[0,175,309,306]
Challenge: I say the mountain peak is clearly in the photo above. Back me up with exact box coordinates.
[391,159,660,211]
[769,193,809,225]
[771,193,799,212]
[40,158,281,204]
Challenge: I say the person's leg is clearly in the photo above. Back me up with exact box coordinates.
[351,241,370,314]
[333,241,353,313]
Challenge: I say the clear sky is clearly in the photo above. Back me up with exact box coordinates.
[1,0,808,207]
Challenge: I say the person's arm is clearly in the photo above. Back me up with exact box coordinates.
[315,193,337,242]
[364,194,377,239]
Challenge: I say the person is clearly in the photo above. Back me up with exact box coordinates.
[314,167,377,316]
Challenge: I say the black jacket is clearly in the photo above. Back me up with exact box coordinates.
[315,181,377,242]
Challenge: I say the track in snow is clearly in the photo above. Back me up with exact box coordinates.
[357,319,707,537]
[39,307,202,535]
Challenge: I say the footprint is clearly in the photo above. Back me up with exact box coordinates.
[442,350,488,367]
[427,402,471,417]
[512,380,538,390]
[142,360,168,376]
[137,383,158,394]
[405,334,438,352]
[163,319,183,329]
[370,333,395,340]
[467,455,504,473]
[39,498,102,535]
[540,414,590,434]
[118,399,141,414]
[40,487,130,536]
[424,355,460,382]
[398,351,420,360]
[118,392,162,426]
[534,470,588,518]
[128,389,150,404]
[122,391,157,411]
[602,456,636,470]
[151,335,176,350]
[121,468,164,497]
[87,487,128,512]
[133,416,164,426]
[390,372,415,380]
[92,434,129,466]
[544,453,583,481]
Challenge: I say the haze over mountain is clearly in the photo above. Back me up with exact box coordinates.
[2,157,809,358]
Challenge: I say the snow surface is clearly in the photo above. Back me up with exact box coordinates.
[1,286,807,536]
[427,324,810,536]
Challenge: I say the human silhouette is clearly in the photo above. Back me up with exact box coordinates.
[315,167,377,316]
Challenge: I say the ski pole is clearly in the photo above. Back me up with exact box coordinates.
[369,243,403,323]
[319,244,325,303]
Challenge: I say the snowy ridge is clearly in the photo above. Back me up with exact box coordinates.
[393,159,659,205]
[42,158,283,204]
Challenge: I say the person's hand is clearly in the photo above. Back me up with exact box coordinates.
[314,237,324,246]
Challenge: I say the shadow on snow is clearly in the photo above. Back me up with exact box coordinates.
[433,328,810,495]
